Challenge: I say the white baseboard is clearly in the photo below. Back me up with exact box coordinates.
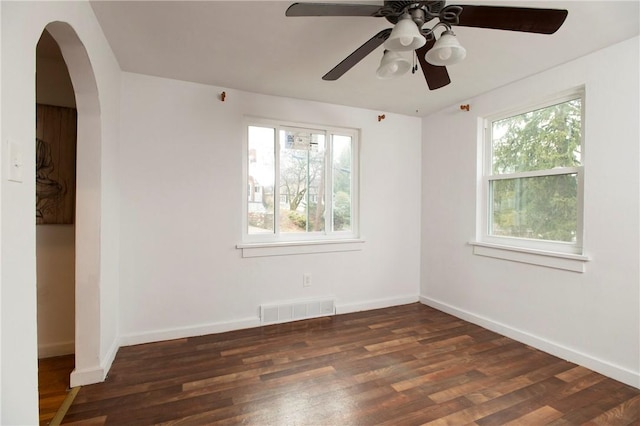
[420,296,640,389]
[38,341,75,359]
[121,297,421,348]
[336,294,419,315]
[68,337,128,387]
[70,365,106,388]
[101,337,119,380]
[70,318,260,387]
[119,317,262,347]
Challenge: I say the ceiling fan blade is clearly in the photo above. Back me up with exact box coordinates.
[323,28,391,81]
[453,5,568,34]
[415,38,451,90]
[286,2,383,17]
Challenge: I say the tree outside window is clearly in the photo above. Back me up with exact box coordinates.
[485,92,584,253]
[246,121,357,242]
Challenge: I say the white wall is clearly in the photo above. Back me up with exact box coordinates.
[118,72,422,344]
[1,2,121,423]
[421,36,640,388]
[36,225,75,357]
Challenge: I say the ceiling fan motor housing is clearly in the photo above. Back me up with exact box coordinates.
[383,1,446,25]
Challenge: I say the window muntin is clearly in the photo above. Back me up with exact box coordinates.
[483,91,584,254]
[245,119,358,242]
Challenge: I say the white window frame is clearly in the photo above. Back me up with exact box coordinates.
[239,117,362,257]
[472,88,589,271]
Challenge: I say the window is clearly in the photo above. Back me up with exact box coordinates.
[243,119,358,244]
[479,90,584,256]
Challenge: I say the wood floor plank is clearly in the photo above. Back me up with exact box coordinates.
[429,359,574,405]
[60,415,107,425]
[60,303,640,425]
[426,377,565,425]
[38,354,75,426]
[377,394,474,425]
[502,405,564,425]
[582,394,640,425]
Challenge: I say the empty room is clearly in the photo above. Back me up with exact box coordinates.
[1,1,639,424]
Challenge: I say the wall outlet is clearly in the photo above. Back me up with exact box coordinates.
[303,273,312,287]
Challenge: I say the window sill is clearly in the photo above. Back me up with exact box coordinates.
[237,239,365,258]
[469,241,589,273]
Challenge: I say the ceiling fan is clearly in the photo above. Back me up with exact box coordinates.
[285,1,568,90]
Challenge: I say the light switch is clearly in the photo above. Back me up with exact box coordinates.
[8,141,24,183]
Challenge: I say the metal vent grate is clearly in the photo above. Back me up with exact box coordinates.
[260,299,335,325]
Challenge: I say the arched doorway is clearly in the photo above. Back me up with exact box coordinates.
[38,21,104,389]
[35,28,77,423]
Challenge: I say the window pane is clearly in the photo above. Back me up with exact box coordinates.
[279,130,326,233]
[247,126,275,234]
[490,174,578,242]
[332,135,352,231]
[492,99,582,174]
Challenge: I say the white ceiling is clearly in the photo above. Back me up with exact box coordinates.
[90,1,639,116]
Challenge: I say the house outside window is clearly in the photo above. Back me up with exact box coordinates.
[244,118,358,243]
[479,89,585,255]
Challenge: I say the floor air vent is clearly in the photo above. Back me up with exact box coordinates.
[260,299,335,325]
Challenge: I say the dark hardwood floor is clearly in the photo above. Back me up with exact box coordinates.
[61,303,640,425]
[39,354,75,425]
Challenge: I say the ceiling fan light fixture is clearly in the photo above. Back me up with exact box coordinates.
[425,30,467,66]
[376,50,411,79]
[384,14,426,52]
